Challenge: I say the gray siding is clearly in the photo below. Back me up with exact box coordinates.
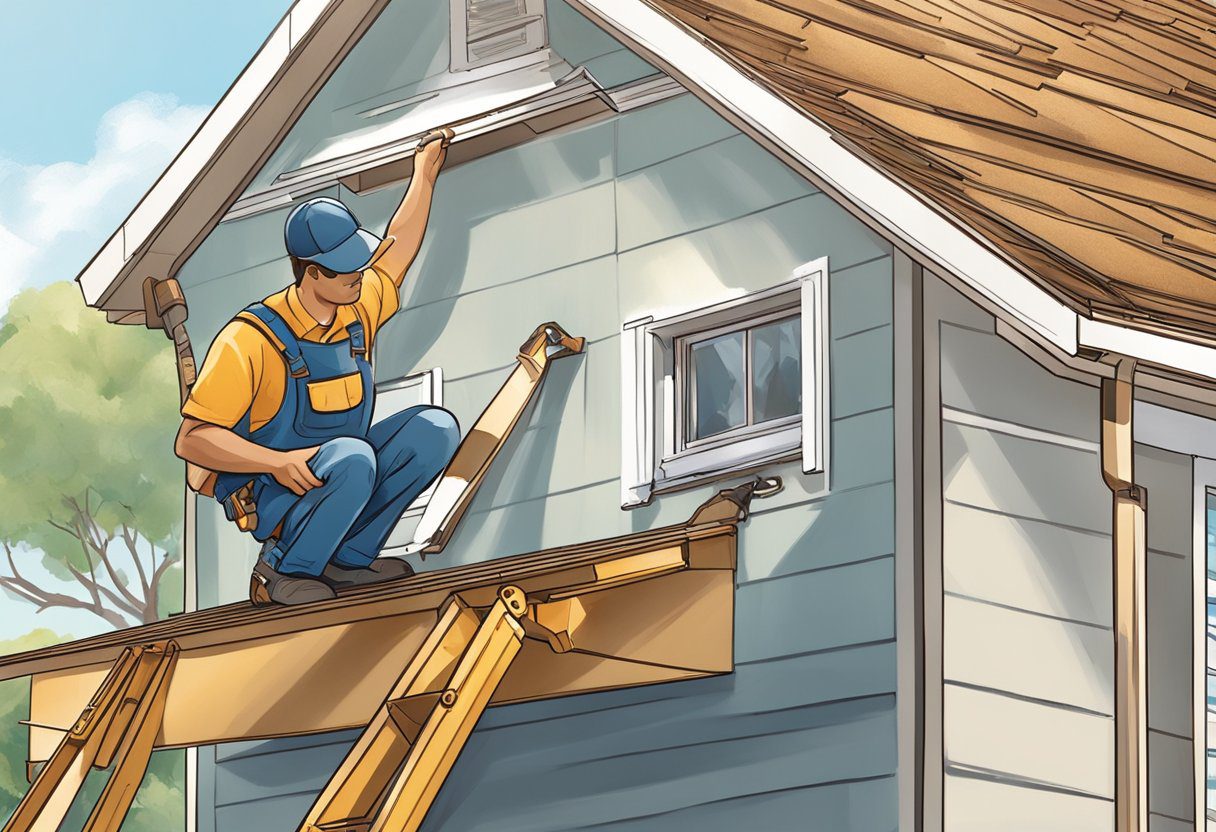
[933,281,1114,826]
[1138,445,1196,828]
[933,277,1194,830]
[179,2,898,828]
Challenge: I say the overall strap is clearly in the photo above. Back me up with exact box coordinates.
[235,303,309,379]
[346,312,367,358]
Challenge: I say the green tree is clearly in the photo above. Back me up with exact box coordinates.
[0,282,183,626]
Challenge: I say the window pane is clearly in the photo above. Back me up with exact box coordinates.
[690,331,745,440]
[751,317,802,424]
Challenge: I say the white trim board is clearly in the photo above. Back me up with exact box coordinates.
[1135,402,1216,459]
[567,0,1216,384]
[942,407,1099,455]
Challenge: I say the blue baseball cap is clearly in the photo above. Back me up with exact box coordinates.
[283,197,393,273]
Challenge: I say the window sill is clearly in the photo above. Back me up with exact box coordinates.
[620,425,805,506]
[652,448,801,501]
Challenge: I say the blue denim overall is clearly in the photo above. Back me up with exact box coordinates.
[213,302,460,577]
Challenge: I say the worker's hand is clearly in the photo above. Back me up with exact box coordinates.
[415,127,452,182]
[271,447,324,495]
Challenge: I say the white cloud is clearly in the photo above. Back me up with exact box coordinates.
[0,93,206,314]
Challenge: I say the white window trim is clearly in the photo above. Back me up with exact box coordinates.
[621,257,829,507]
[374,367,444,518]
[450,0,548,73]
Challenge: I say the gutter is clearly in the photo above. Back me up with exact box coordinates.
[1100,357,1148,832]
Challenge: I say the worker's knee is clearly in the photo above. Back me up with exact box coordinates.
[400,407,459,474]
[313,437,377,489]
[420,407,460,461]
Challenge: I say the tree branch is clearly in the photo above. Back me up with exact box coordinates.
[119,524,151,598]
[58,499,104,597]
[60,556,145,621]
[65,498,145,613]
[0,543,134,629]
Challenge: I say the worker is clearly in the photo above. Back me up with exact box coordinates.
[175,129,459,606]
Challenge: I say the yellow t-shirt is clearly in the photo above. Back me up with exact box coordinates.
[182,264,399,431]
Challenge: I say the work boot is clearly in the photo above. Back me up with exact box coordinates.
[320,557,415,590]
[249,560,337,606]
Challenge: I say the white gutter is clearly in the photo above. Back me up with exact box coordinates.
[569,0,1216,382]
[1078,318,1216,382]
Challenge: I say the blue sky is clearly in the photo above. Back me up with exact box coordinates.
[0,0,290,315]
[0,0,290,641]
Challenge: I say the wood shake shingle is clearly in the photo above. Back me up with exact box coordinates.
[648,0,1216,340]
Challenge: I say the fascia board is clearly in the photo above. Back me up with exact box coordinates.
[276,54,568,183]
[224,70,679,223]
[568,0,1078,355]
[1078,318,1216,381]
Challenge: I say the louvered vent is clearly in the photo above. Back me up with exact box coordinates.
[451,0,546,71]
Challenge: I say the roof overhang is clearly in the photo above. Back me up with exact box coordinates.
[8,512,738,761]
[567,0,1216,386]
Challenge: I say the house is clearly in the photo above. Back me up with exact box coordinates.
[3,0,1216,829]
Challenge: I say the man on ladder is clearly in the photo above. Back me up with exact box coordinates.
[175,129,458,606]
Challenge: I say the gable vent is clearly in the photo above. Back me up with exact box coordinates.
[451,0,547,71]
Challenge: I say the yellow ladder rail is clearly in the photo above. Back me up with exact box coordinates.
[297,521,745,832]
[300,587,529,832]
[4,641,178,832]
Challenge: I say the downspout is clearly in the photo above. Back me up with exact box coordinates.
[1101,357,1147,832]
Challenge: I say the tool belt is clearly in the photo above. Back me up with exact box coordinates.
[221,482,259,533]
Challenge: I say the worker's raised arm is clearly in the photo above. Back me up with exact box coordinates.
[374,128,452,287]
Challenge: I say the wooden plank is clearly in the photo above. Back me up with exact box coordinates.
[24,530,738,757]
[407,321,585,555]
[944,775,1113,831]
[944,684,1112,798]
[944,595,1112,715]
[0,518,734,681]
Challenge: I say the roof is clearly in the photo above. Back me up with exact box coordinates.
[642,0,1216,342]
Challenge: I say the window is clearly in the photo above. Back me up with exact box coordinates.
[373,368,443,523]
[450,0,547,73]
[621,257,828,507]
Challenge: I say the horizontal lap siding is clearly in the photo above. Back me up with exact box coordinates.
[937,292,1199,828]
[936,307,1117,827]
[187,4,897,827]
[1137,445,1195,827]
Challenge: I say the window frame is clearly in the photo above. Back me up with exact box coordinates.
[1193,460,1216,829]
[620,257,828,507]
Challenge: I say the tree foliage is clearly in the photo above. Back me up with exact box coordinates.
[0,282,183,626]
